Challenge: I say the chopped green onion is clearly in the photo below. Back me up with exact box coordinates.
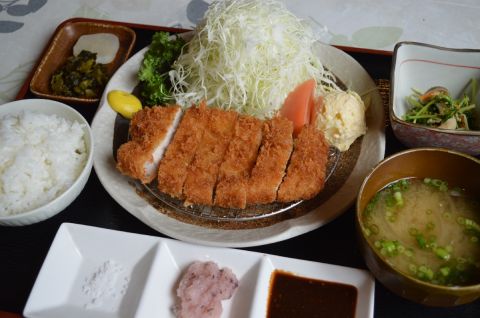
[404,249,414,258]
[400,179,410,190]
[416,234,427,249]
[464,218,480,232]
[426,222,435,231]
[439,266,451,277]
[434,247,451,261]
[417,265,434,281]
[409,227,419,236]
[388,216,397,223]
[394,191,404,207]
[370,224,379,235]
[385,194,396,208]
[363,227,371,237]
[378,240,401,257]
[408,264,417,274]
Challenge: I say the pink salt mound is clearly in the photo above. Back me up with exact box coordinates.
[175,261,239,318]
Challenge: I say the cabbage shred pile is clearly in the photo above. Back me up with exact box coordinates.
[169,0,339,119]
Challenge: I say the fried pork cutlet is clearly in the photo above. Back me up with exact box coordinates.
[157,104,209,199]
[246,116,293,204]
[116,105,182,184]
[183,108,238,206]
[214,115,263,209]
[277,125,329,202]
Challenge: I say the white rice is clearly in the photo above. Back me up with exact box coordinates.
[0,111,87,216]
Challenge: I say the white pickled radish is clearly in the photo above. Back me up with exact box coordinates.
[73,33,120,64]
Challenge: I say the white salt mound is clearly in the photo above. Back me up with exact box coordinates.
[0,111,87,216]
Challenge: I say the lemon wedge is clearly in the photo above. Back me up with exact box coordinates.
[107,90,142,119]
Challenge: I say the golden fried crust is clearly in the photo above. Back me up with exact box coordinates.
[116,105,181,184]
[214,177,247,209]
[116,142,152,183]
[246,116,293,204]
[277,125,329,202]
[128,105,178,141]
[157,104,209,199]
[214,115,263,209]
[183,108,238,206]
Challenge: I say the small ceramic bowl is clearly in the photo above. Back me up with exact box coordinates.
[356,148,480,307]
[0,99,94,226]
[390,41,480,156]
[30,19,136,105]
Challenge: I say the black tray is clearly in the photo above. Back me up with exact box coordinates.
[4,17,479,318]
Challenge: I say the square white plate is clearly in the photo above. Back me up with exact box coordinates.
[24,223,375,318]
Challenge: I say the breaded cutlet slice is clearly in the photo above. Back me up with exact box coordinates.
[277,125,329,202]
[214,115,263,209]
[116,105,182,184]
[183,108,238,206]
[246,116,293,204]
[157,103,209,199]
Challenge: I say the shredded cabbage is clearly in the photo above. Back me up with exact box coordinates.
[169,0,339,118]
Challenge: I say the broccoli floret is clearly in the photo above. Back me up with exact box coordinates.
[138,32,185,106]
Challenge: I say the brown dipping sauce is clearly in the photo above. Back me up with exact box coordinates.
[267,270,358,318]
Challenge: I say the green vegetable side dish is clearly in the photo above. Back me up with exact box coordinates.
[361,177,480,287]
[137,32,185,106]
[403,79,478,130]
[50,50,108,98]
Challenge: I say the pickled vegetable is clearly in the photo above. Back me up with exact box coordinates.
[403,80,478,130]
[107,90,142,119]
[50,50,108,98]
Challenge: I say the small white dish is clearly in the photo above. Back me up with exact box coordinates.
[390,41,480,155]
[0,99,94,226]
[24,223,375,318]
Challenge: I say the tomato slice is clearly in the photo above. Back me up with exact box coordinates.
[279,78,316,136]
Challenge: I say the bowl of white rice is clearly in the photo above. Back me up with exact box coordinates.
[0,99,93,226]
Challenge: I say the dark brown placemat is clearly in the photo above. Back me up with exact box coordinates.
[375,78,391,126]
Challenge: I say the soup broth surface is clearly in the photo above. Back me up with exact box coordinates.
[362,177,480,286]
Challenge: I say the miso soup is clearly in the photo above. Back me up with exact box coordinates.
[361,177,480,286]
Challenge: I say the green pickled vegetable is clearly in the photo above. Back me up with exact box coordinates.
[137,31,185,106]
[50,50,108,98]
[403,80,478,130]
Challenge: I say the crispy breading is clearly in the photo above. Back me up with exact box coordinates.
[246,116,293,204]
[183,108,238,206]
[214,177,247,209]
[116,105,181,184]
[214,115,263,209]
[277,125,329,202]
[157,104,209,198]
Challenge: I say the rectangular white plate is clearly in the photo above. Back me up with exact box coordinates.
[23,223,375,318]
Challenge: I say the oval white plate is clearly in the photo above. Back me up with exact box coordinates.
[91,42,385,248]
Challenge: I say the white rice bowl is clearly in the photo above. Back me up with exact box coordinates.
[0,99,93,226]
